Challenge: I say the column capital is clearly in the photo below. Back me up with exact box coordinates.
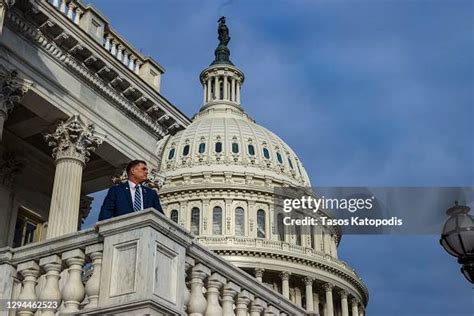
[304,276,314,286]
[45,115,105,165]
[0,67,32,117]
[322,282,334,292]
[279,271,291,280]
[339,289,348,299]
[255,267,265,278]
[350,298,359,306]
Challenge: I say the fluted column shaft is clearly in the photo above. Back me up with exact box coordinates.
[214,76,220,100]
[304,277,314,312]
[223,76,228,100]
[231,78,236,101]
[323,283,334,316]
[351,299,359,316]
[47,158,83,237]
[236,82,241,103]
[313,293,320,314]
[280,271,290,299]
[339,290,349,316]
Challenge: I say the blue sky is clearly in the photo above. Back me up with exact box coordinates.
[84,1,474,314]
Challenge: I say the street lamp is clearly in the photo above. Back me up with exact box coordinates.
[440,201,474,283]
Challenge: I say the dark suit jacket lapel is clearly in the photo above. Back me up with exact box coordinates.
[122,182,133,210]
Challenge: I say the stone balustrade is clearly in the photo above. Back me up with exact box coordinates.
[0,209,305,315]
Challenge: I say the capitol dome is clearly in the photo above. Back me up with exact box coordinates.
[155,17,368,314]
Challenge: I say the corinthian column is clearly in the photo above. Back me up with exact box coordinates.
[351,298,359,316]
[0,67,32,140]
[304,277,314,312]
[279,271,291,299]
[339,290,349,316]
[45,115,104,238]
[323,283,334,316]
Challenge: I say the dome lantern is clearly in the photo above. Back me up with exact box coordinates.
[200,17,245,111]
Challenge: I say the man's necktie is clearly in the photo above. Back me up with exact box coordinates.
[134,184,142,211]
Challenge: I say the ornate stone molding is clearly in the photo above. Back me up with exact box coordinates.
[279,271,291,281]
[0,64,32,118]
[322,283,334,292]
[45,115,105,165]
[0,151,23,187]
[338,289,348,299]
[303,276,314,286]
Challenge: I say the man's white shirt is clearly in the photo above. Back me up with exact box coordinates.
[128,180,144,211]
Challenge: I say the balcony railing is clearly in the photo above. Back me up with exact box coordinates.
[0,209,306,315]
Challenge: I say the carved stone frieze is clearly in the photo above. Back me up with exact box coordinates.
[45,115,104,164]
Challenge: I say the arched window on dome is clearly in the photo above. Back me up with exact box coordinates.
[248,144,255,156]
[198,142,206,154]
[170,209,179,223]
[191,207,200,235]
[257,209,266,238]
[276,152,283,164]
[288,157,294,170]
[263,148,270,159]
[182,145,190,156]
[215,142,223,153]
[297,161,303,176]
[235,207,245,236]
[295,224,302,246]
[168,148,176,160]
[232,142,239,154]
[277,213,285,241]
[212,206,223,235]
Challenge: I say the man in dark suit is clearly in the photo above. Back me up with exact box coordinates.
[98,160,163,220]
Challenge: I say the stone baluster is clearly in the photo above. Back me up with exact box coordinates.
[0,69,31,141]
[279,271,290,299]
[84,244,103,309]
[59,0,66,14]
[104,35,112,51]
[339,290,349,316]
[134,60,142,75]
[128,56,136,70]
[110,39,117,56]
[222,281,240,316]
[351,298,359,316]
[16,261,40,316]
[123,51,129,66]
[45,115,104,238]
[265,305,280,316]
[53,0,59,7]
[304,277,314,312]
[187,263,210,316]
[117,44,124,62]
[38,255,62,316]
[74,7,83,25]
[61,249,86,313]
[204,272,225,316]
[255,268,264,282]
[250,298,267,316]
[67,2,75,19]
[313,293,320,315]
[183,256,195,312]
[323,283,334,316]
[235,290,254,316]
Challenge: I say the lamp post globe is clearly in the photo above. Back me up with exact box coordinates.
[440,201,474,283]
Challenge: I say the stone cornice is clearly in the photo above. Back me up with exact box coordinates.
[4,8,189,138]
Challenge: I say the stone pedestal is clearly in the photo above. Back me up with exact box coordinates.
[94,209,193,315]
